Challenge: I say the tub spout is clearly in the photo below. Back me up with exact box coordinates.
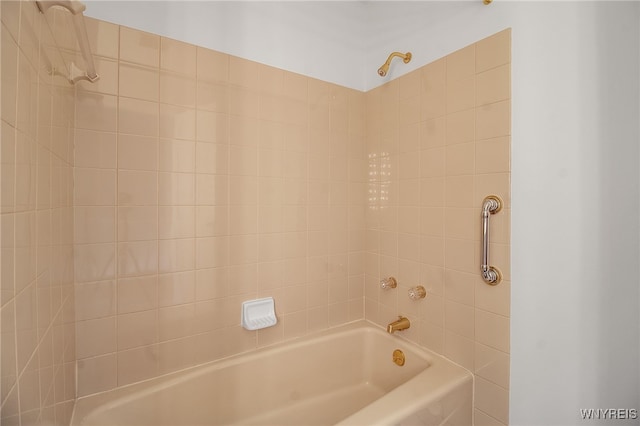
[387,316,410,334]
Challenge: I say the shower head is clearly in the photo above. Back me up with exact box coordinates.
[377,51,412,77]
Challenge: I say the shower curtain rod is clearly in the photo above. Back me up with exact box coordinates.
[36,0,100,84]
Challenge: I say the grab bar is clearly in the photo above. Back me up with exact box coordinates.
[481,195,503,285]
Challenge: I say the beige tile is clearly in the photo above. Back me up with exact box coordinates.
[229,204,257,234]
[195,237,228,269]
[476,29,511,73]
[117,345,159,386]
[159,172,195,206]
[74,169,116,206]
[420,117,446,150]
[445,300,474,338]
[443,330,474,371]
[258,63,284,95]
[476,279,510,317]
[74,206,115,244]
[229,56,260,89]
[117,241,158,277]
[475,342,510,389]
[230,116,259,147]
[118,134,158,171]
[158,238,195,273]
[157,272,196,308]
[75,93,117,132]
[196,111,229,143]
[120,26,159,67]
[229,176,257,205]
[475,136,510,174]
[196,174,228,206]
[232,87,261,118]
[76,354,117,397]
[195,268,228,301]
[75,317,116,359]
[420,207,444,237]
[119,63,159,101]
[474,173,510,210]
[160,72,197,107]
[159,104,196,140]
[118,310,158,350]
[475,409,506,426]
[445,175,474,208]
[283,72,307,102]
[117,275,158,314]
[196,143,228,175]
[1,0,21,42]
[77,57,119,95]
[420,236,444,267]
[118,170,157,206]
[447,44,475,82]
[74,130,117,169]
[229,145,258,176]
[444,269,475,306]
[475,309,510,353]
[421,75,446,121]
[228,264,257,295]
[158,336,198,374]
[444,207,474,240]
[118,97,159,137]
[84,17,119,59]
[398,95,421,126]
[444,238,475,273]
[158,139,195,172]
[445,142,474,176]
[118,206,157,242]
[475,377,509,424]
[476,100,510,140]
[2,26,18,126]
[161,37,196,76]
[445,109,475,145]
[196,82,229,113]
[158,206,195,239]
[229,234,257,265]
[74,243,116,283]
[197,46,228,83]
[446,76,475,114]
[476,64,510,107]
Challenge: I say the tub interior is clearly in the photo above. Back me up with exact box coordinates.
[72,324,432,426]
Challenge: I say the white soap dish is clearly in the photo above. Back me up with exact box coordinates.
[241,297,277,331]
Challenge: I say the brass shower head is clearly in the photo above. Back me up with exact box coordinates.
[378,52,412,77]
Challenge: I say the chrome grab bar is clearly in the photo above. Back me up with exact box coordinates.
[481,195,503,285]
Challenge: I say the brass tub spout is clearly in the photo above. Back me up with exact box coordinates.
[387,316,410,334]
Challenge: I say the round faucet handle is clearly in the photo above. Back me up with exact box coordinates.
[380,277,397,290]
[408,285,426,300]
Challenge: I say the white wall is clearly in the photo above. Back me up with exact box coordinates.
[83,1,640,424]
[84,0,367,90]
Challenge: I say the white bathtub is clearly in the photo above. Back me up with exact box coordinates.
[71,321,472,426]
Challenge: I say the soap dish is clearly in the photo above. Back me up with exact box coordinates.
[241,297,277,331]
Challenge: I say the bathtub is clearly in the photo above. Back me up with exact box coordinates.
[71,321,472,426]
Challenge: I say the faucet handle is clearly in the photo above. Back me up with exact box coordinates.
[380,277,397,290]
[408,285,426,300]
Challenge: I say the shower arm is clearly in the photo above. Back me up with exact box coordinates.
[378,52,412,77]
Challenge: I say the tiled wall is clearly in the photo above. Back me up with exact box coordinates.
[1,4,510,423]
[72,18,367,396]
[365,30,511,425]
[1,2,77,425]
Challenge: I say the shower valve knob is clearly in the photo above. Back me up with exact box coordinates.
[380,277,397,290]
[408,286,427,300]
